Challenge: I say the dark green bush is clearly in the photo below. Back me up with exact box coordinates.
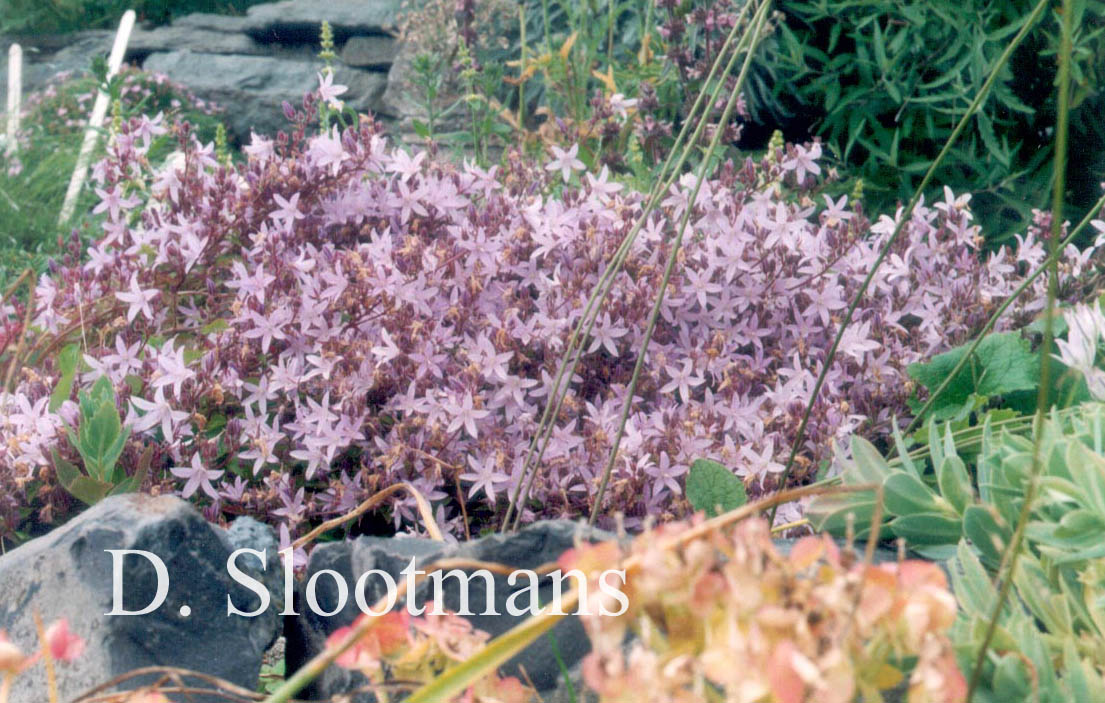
[748,0,1105,243]
[0,0,268,35]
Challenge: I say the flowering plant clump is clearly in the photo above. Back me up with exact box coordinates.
[327,609,531,702]
[0,81,1093,544]
[567,517,966,703]
[3,65,221,177]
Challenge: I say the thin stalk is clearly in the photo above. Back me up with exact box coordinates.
[500,0,757,531]
[902,188,1105,438]
[966,0,1072,697]
[518,1,527,129]
[768,0,1052,525]
[590,0,772,525]
[607,0,616,62]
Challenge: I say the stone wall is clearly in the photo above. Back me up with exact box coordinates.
[1,0,416,144]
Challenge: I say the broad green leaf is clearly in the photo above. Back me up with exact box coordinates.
[883,472,940,516]
[963,504,1010,568]
[51,449,82,491]
[993,654,1031,699]
[937,454,973,514]
[1065,441,1105,517]
[49,344,81,412]
[951,540,997,617]
[888,512,961,545]
[848,435,892,484]
[89,375,115,408]
[907,332,1039,417]
[806,494,880,538]
[65,476,113,506]
[80,403,123,479]
[685,459,747,518]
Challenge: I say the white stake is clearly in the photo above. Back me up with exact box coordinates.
[58,10,135,226]
[5,44,21,154]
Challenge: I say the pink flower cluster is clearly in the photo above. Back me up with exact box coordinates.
[0,94,1089,542]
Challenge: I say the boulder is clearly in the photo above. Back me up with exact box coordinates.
[285,521,615,700]
[340,35,399,70]
[141,50,390,141]
[0,494,280,703]
[126,23,270,62]
[241,0,403,43]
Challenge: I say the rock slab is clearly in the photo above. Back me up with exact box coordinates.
[285,521,615,701]
[0,494,280,703]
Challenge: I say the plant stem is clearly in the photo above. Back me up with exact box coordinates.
[590,0,772,525]
[501,0,756,531]
[965,0,1072,697]
[901,188,1105,438]
[768,0,1052,525]
[518,0,527,129]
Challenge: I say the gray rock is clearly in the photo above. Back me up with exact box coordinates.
[170,13,253,34]
[0,31,113,107]
[340,35,399,70]
[0,494,280,703]
[285,521,615,700]
[225,516,287,613]
[141,50,389,141]
[126,24,270,62]
[242,0,403,43]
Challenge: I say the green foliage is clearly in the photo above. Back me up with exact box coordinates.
[907,331,1040,421]
[755,0,1105,241]
[0,0,268,35]
[685,458,748,517]
[814,404,1105,698]
[53,375,146,505]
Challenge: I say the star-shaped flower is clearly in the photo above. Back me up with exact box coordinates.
[545,143,584,183]
[170,453,224,500]
[115,273,159,323]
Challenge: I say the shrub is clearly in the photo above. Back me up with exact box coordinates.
[0,0,269,35]
[753,0,1105,242]
[0,86,1089,546]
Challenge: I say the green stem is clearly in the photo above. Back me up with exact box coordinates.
[768,0,1052,525]
[902,188,1105,438]
[589,0,772,525]
[501,0,757,532]
[965,0,1072,697]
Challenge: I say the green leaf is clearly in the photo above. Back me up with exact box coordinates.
[907,332,1039,417]
[888,512,962,545]
[937,454,973,514]
[848,435,893,484]
[202,319,230,335]
[951,540,998,617]
[51,448,82,491]
[49,344,80,412]
[686,459,747,517]
[89,375,115,408]
[807,494,880,538]
[79,402,123,480]
[884,472,940,516]
[65,476,114,506]
[963,504,1010,568]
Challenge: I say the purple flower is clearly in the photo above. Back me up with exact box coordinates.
[171,453,224,500]
[545,143,585,183]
